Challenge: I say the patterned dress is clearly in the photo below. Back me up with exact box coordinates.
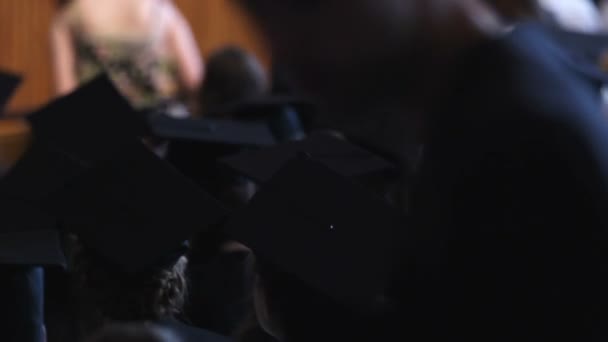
[65,5,180,109]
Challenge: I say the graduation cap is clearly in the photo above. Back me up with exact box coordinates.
[204,94,312,142]
[148,114,276,148]
[225,156,403,311]
[0,198,65,267]
[205,94,314,117]
[0,70,21,114]
[0,142,74,267]
[0,139,85,202]
[220,132,394,183]
[49,140,230,273]
[27,74,147,164]
[148,114,277,191]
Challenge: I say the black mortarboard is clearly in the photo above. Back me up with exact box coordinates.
[0,139,85,202]
[0,70,21,114]
[225,156,402,311]
[203,94,313,142]
[50,140,229,273]
[220,132,394,183]
[206,94,314,117]
[148,114,277,191]
[0,201,65,267]
[27,75,147,164]
[148,114,276,148]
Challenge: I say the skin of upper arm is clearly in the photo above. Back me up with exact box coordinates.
[166,3,204,93]
[50,14,78,96]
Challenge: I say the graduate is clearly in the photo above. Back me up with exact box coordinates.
[47,141,233,342]
[234,0,608,340]
[9,75,232,341]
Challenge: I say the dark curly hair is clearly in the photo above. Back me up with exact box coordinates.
[71,239,188,336]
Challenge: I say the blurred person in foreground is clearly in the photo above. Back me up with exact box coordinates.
[234,0,608,340]
[51,0,203,113]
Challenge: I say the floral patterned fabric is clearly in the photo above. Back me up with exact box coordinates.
[67,9,180,109]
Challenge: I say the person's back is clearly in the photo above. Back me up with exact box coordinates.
[52,0,203,109]
[233,0,608,340]
[405,22,608,341]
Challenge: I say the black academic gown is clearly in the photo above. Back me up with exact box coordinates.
[0,267,45,342]
[157,319,233,342]
[404,23,608,341]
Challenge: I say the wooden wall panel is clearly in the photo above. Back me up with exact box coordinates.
[0,0,55,113]
[0,0,269,113]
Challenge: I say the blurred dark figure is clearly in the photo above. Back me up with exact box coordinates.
[0,122,52,342]
[86,323,181,342]
[235,0,608,341]
[0,267,45,342]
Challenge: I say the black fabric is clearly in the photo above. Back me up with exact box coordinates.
[0,142,72,267]
[0,267,45,342]
[0,228,65,267]
[403,22,608,341]
[27,74,147,165]
[186,250,253,336]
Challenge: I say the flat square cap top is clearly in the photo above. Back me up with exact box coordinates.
[221,132,394,183]
[49,141,229,273]
[226,156,403,310]
[27,75,147,164]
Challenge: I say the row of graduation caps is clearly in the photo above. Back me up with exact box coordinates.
[0,72,405,318]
